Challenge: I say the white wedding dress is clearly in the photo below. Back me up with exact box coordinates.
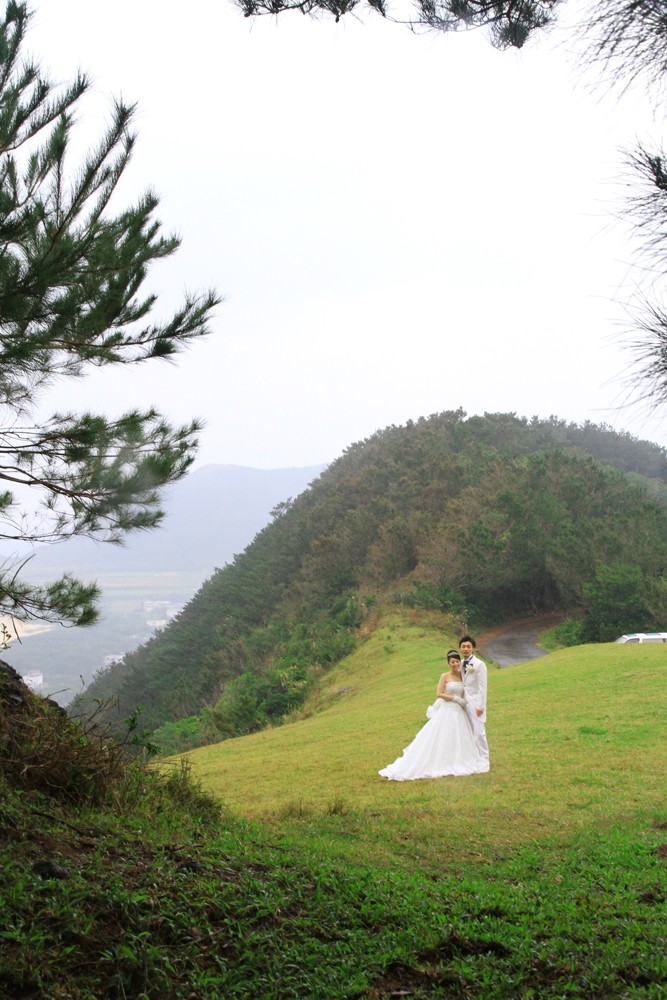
[378,681,485,780]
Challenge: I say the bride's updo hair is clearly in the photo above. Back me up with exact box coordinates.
[446,649,461,661]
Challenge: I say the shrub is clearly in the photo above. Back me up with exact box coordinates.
[0,660,130,803]
[548,618,585,647]
[580,563,666,642]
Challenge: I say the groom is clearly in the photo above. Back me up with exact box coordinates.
[459,634,490,771]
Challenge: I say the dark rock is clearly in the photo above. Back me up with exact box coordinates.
[33,860,71,880]
[0,659,66,718]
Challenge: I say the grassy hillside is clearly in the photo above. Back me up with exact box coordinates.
[2,619,665,998]
[183,614,667,868]
[77,412,667,750]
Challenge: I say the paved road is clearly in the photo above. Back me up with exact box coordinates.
[479,614,562,668]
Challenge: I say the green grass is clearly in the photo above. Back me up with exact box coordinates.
[184,617,666,867]
[2,612,666,997]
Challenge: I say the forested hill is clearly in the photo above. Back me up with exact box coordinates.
[78,412,667,752]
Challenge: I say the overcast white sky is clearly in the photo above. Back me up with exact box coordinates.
[26,0,667,468]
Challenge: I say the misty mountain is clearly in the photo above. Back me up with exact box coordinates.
[6,463,326,579]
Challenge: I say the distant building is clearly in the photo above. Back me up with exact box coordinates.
[142,600,183,620]
[23,670,44,690]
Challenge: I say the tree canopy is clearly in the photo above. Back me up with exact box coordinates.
[237,0,562,49]
[0,3,219,626]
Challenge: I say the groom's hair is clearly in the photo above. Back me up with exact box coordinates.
[459,635,476,647]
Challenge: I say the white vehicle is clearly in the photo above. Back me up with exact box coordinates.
[615,632,667,643]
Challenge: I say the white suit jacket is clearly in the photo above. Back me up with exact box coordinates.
[462,652,487,723]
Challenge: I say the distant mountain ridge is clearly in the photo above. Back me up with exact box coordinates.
[9,463,326,578]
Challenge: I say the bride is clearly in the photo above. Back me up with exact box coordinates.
[378,649,485,780]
